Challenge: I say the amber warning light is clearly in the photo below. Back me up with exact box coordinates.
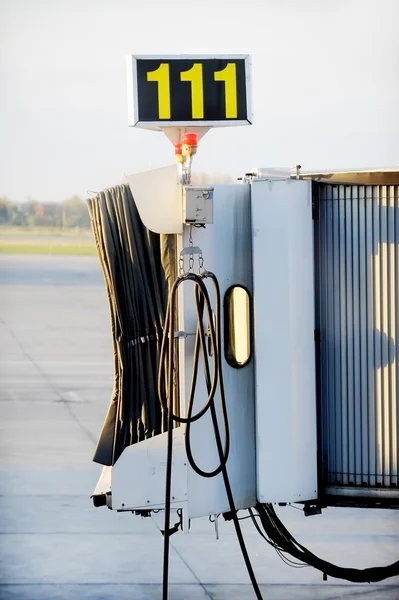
[174,142,184,164]
[174,133,199,183]
[181,132,198,157]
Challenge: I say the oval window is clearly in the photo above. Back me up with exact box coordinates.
[224,286,252,368]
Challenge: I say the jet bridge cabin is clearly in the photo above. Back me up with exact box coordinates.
[90,167,399,514]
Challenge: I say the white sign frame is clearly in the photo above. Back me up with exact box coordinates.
[126,54,253,130]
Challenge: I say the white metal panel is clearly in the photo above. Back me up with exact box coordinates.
[126,165,182,234]
[251,179,318,503]
[111,428,187,511]
[180,184,257,518]
[92,466,112,496]
[126,55,139,127]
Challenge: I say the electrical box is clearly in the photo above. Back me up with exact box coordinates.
[183,186,214,224]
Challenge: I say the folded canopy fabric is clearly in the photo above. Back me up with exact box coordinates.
[87,184,177,466]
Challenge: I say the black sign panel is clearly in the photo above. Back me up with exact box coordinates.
[129,55,251,126]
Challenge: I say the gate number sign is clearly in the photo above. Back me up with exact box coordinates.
[127,55,252,128]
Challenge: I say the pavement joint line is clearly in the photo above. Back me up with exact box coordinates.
[0,582,396,588]
[21,353,99,446]
[0,494,97,498]
[0,531,168,535]
[150,517,215,599]
[2,529,396,540]
[2,322,44,379]
[0,369,99,445]
[169,544,215,600]
[0,400,95,405]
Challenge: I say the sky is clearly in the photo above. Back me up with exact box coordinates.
[0,0,398,203]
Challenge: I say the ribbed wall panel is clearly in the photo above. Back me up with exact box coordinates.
[315,184,398,492]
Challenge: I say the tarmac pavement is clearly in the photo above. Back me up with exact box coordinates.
[0,254,398,600]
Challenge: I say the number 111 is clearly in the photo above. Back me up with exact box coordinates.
[146,63,238,120]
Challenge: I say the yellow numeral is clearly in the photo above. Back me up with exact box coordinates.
[214,63,237,118]
[147,63,171,119]
[180,63,204,119]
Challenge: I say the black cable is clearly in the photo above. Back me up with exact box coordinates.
[201,275,261,598]
[160,273,216,600]
[158,276,219,425]
[185,281,230,478]
[159,271,262,600]
[254,503,399,583]
[247,509,308,569]
[161,276,176,599]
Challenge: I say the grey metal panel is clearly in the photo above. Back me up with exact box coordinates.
[315,183,399,494]
[184,184,257,516]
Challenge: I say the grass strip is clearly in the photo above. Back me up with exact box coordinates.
[0,244,97,255]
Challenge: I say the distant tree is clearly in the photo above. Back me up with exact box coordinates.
[61,195,90,228]
[10,205,27,227]
[0,196,13,224]
[23,199,39,227]
[39,202,62,228]
[0,195,90,229]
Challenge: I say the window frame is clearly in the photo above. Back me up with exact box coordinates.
[223,284,253,369]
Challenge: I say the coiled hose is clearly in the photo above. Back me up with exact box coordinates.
[158,271,262,600]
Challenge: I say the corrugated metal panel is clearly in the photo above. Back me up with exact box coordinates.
[314,184,398,495]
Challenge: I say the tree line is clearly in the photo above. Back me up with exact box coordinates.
[0,196,91,229]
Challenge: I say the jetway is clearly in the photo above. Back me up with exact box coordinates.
[92,173,321,516]
[92,167,398,514]
[88,53,399,596]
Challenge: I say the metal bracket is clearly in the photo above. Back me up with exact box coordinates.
[180,246,203,257]
[214,514,219,540]
[174,331,196,339]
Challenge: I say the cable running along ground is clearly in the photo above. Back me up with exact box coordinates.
[253,503,399,583]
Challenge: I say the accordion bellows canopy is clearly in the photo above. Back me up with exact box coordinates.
[87,184,176,466]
